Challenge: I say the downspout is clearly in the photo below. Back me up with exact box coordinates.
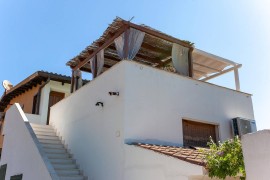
[36,78,50,115]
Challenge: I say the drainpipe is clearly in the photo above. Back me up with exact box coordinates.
[36,78,50,115]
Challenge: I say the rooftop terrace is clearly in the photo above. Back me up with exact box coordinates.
[66,17,241,92]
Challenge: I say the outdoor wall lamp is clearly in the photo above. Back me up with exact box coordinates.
[108,92,119,96]
[95,102,104,107]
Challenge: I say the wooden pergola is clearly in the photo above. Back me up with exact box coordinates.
[67,17,241,91]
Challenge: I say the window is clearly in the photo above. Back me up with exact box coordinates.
[182,119,218,147]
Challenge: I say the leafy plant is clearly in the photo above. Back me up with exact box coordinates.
[181,40,194,46]
[203,136,246,180]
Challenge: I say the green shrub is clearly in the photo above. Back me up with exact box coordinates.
[203,136,245,180]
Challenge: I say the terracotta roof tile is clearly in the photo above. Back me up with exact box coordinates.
[0,71,89,112]
[134,143,207,166]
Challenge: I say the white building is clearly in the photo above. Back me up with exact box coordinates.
[0,71,79,155]
[0,18,255,180]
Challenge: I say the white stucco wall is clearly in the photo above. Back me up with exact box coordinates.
[124,145,203,180]
[50,63,126,180]
[49,60,254,180]
[123,61,254,146]
[0,104,52,180]
[242,130,270,180]
[39,80,70,125]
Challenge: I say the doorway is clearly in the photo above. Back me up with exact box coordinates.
[47,91,65,125]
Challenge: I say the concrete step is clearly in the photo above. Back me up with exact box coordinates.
[39,139,62,144]
[46,152,70,159]
[43,147,66,154]
[50,158,75,164]
[41,143,64,149]
[33,129,55,135]
[53,163,77,170]
[34,130,56,136]
[59,175,85,180]
[32,127,55,132]
[31,124,54,129]
[37,135,60,140]
[56,169,80,176]
[31,124,87,179]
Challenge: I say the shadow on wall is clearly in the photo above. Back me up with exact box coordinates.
[125,139,182,147]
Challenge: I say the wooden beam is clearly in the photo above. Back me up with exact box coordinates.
[123,20,191,48]
[106,46,161,65]
[104,54,120,62]
[80,63,113,73]
[122,20,191,48]
[156,56,172,67]
[80,67,91,73]
[193,69,208,77]
[201,64,242,81]
[73,24,129,70]
[193,62,222,72]
[141,42,170,56]
[136,54,161,64]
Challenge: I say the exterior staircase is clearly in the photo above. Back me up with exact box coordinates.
[30,123,86,180]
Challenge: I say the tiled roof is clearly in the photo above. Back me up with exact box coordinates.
[134,143,207,166]
[0,71,88,112]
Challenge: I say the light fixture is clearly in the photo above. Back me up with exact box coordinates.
[95,102,103,107]
[108,92,119,96]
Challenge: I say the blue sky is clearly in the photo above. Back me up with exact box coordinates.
[0,1,269,129]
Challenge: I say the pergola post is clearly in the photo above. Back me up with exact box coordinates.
[188,47,194,78]
[93,56,97,78]
[70,70,75,93]
[234,67,240,91]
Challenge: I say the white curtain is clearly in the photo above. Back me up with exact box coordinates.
[89,56,96,76]
[89,49,104,77]
[114,28,145,59]
[96,49,104,76]
[172,43,189,76]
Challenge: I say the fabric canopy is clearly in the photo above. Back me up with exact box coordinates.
[192,48,235,79]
